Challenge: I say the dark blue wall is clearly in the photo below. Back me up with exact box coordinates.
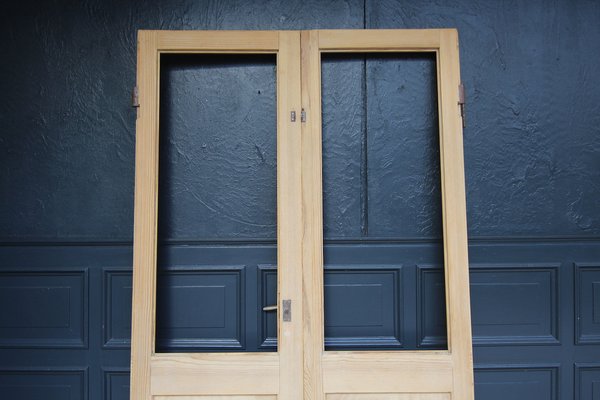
[1,1,600,399]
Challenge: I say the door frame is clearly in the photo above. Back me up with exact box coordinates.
[131,29,473,400]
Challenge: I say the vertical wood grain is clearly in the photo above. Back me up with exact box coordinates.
[131,29,474,400]
[277,30,304,400]
[130,30,159,400]
[307,29,474,400]
[437,29,475,400]
[301,29,325,400]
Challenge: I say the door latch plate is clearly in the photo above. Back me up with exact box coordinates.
[282,299,291,322]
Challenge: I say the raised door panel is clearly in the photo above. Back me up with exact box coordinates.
[154,397,277,400]
[327,395,450,400]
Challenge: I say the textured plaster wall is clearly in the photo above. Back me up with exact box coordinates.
[1,0,599,241]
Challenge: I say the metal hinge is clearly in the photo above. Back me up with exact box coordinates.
[458,83,465,128]
[132,86,140,108]
[290,109,306,123]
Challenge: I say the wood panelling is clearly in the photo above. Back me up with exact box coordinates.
[156,30,279,52]
[130,30,160,400]
[0,369,87,400]
[104,269,133,348]
[576,264,600,344]
[317,29,441,51]
[258,264,278,350]
[104,369,130,400]
[130,29,303,400]
[0,270,87,348]
[470,264,559,345]
[474,366,558,400]
[417,266,447,349]
[322,351,452,393]
[327,395,450,400]
[0,22,597,400]
[301,28,474,399]
[575,364,600,400]
[150,353,278,396]
[155,266,244,351]
[324,265,403,349]
[154,396,277,400]
[0,242,599,399]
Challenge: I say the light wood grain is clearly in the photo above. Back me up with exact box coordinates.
[132,30,293,400]
[150,353,279,396]
[437,29,474,400]
[303,29,474,400]
[322,352,453,394]
[327,394,450,400]
[277,30,304,400]
[154,396,277,400]
[156,30,279,52]
[130,30,159,400]
[133,28,474,400]
[317,29,440,51]
[301,29,325,400]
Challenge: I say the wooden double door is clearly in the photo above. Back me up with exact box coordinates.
[131,29,473,400]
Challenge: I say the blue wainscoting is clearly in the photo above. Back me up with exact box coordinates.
[0,369,87,400]
[0,270,88,349]
[0,238,599,399]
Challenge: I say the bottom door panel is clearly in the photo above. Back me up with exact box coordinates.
[327,395,450,400]
[154,397,277,400]
[322,352,452,394]
[150,354,279,396]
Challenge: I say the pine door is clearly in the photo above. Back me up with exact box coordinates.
[131,29,473,400]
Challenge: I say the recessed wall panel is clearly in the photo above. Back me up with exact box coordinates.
[576,265,600,344]
[324,266,402,349]
[0,270,87,348]
[103,369,129,400]
[470,265,558,345]
[475,366,557,400]
[0,369,86,400]
[156,267,244,351]
[103,269,132,348]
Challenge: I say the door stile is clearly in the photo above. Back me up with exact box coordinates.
[277,30,305,400]
[300,29,325,400]
[131,30,160,400]
[437,29,474,400]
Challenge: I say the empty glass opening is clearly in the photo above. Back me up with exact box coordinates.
[156,54,278,352]
[321,52,447,350]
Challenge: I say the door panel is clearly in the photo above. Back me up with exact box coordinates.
[326,395,450,400]
[322,352,453,393]
[154,397,277,400]
[150,353,279,395]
